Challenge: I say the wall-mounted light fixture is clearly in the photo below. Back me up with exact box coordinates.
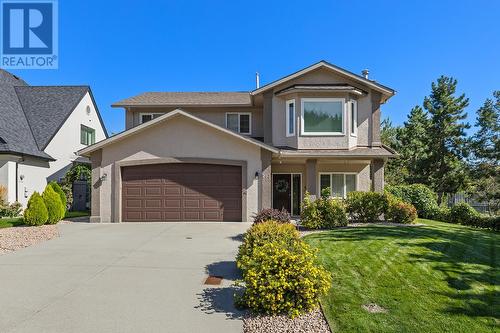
[100,173,107,182]
[255,171,259,178]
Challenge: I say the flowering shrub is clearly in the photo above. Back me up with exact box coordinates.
[346,191,389,223]
[237,236,331,317]
[386,198,417,224]
[253,208,291,224]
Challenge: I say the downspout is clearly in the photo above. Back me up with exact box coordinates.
[15,161,18,202]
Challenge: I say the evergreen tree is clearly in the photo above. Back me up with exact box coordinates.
[469,91,500,214]
[422,76,470,203]
[381,118,406,184]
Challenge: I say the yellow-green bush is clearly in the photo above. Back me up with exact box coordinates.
[48,181,66,218]
[237,239,331,317]
[42,185,63,224]
[24,192,48,226]
[237,221,300,272]
[300,189,347,229]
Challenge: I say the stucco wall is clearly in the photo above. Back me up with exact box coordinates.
[126,107,264,138]
[95,115,263,222]
[0,159,17,203]
[15,92,106,207]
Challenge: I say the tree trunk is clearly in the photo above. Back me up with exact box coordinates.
[437,192,443,206]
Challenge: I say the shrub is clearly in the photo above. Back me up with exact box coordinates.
[48,181,67,217]
[300,190,348,229]
[449,202,480,225]
[42,185,64,224]
[428,205,451,222]
[237,239,331,317]
[470,215,500,231]
[253,208,291,224]
[385,184,439,219]
[24,192,48,226]
[0,201,22,217]
[345,191,388,223]
[386,198,417,224]
[237,221,300,272]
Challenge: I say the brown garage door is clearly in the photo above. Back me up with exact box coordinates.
[122,163,242,222]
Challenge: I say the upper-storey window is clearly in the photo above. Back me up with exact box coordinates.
[350,100,357,136]
[301,98,345,135]
[140,113,163,124]
[80,125,95,145]
[286,99,295,137]
[226,112,251,135]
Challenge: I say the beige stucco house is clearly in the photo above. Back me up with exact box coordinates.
[79,61,396,222]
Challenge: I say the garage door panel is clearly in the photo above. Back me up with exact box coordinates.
[122,163,242,222]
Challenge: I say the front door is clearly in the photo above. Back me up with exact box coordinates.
[273,174,292,212]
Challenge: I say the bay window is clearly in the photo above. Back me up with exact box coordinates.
[301,98,345,135]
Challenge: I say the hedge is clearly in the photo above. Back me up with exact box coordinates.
[385,184,438,219]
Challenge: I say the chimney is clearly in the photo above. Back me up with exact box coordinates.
[255,72,260,89]
[361,69,369,79]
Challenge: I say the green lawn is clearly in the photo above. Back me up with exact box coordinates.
[304,219,499,333]
[0,217,24,228]
[64,210,90,218]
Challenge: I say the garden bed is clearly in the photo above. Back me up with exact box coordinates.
[244,307,330,333]
[0,224,59,255]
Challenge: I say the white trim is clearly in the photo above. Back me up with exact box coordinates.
[139,112,164,124]
[300,98,346,136]
[271,173,302,216]
[349,100,358,137]
[285,99,295,137]
[225,112,252,135]
[251,61,395,98]
[318,172,358,198]
[78,109,278,156]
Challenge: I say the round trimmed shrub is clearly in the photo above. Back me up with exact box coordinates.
[385,184,438,219]
[386,199,417,224]
[449,202,479,225]
[237,221,300,272]
[237,240,331,317]
[300,192,322,229]
[49,181,66,218]
[346,191,389,223]
[253,208,291,224]
[24,192,48,226]
[301,191,348,229]
[42,185,64,224]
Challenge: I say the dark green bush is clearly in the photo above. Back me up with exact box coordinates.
[385,184,438,219]
[253,208,291,224]
[42,186,64,224]
[24,192,48,226]
[49,181,66,217]
[428,205,451,223]
[386,197,417,224]
[345,191,388,223]
[300,189,347,229]
[237,221,300,272]
[449,202,480,225]
[236,225,331,317]
[470,215,499,231]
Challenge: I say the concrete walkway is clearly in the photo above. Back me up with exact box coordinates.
[0,222,251,333]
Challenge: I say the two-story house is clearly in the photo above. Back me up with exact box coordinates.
[0,69,107,209]
[79,61,396,223]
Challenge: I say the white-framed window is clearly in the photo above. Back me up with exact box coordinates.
[225,112,251,135]
[301,98,345,135]
[350,100,357,136]
[80,125,95,145]
[286,99,295,137]
[139,113,163,124]
[318,173,357,198]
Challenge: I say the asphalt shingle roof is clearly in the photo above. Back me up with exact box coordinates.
[112,92,252,107]
[0,69,94,160]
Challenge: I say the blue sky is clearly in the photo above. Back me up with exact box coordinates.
[9,0,500,135]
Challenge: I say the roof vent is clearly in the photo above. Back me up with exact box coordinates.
[361,69,369,79]
[255,72,260,89]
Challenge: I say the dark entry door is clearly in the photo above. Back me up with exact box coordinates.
[273,174,291,212]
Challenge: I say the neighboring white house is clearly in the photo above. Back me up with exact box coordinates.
[0,69,108,208]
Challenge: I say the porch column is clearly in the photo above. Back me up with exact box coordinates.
[306,159,317,196]
[260,148,272,210]
[89,149,102,223]
[372,159,385,192]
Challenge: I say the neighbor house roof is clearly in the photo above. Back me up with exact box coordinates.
[79,109,279,156]
[0,69,107,160]
[252,60,395,102]
[112,92,252,107]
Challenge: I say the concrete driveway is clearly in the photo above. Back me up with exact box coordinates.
[0,222,251,333]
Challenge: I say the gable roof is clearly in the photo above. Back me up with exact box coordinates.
[78,109,279,156]
[0,69,108,160]
[251,60,395,101]
[112,92,252,107]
